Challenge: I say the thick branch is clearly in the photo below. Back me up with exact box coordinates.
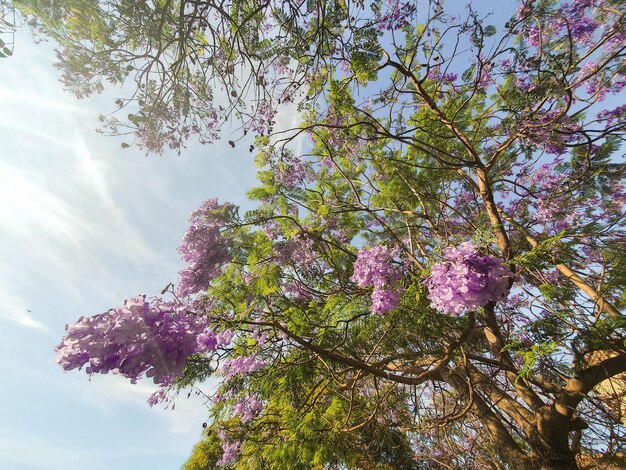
[383,55,512,259]
[501,213,623,317]
[557,350,626,418]
[467,364,536,432]
[275,323,443,386]
[444,367,532,469]
[482,304,546,412]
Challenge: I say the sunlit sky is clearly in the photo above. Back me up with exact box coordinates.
[0,29,272,469]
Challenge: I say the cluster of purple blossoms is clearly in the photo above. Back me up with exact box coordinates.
[576,59,625,102]
[147,386,175,407]
[598,104,626,127]
[376,0,417,31]
[424,243,513,315]
[577,61,598,82]
[523,0,599,48]
[222,354,266,380]
[423,66,460,94]
[249,99,276,135]
[351,246,403,315]
[314,112,369,163]
[232,394,263,423]
[524,159,567,219]
[522,110,581,155]
[475,58,494,90]
[197,328,233,353]
[217,430,241,466]
[55,296,213,386]
[273,232,316,266]
[177,199,234,297]
[370,288,401,316]
[506,158,586,233]
[273,153,314,191]
[283,281,312,300]
[559,0,598,44]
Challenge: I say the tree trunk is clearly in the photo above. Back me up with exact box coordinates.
[527,409,578,470]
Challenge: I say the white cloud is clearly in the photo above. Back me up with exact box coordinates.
[68,373,216,435]
[0,289,49,331]
[271,99,307,157]
[0,87,88,113]
[0,430,101,470]
[0,162,84,241]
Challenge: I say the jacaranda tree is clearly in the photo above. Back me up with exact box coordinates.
[19,0,626,468]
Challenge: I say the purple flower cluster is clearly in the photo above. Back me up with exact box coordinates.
[283,281,312,300]
[522,110,581,155]
[217,430,241,466]
[55,296,213,386]
[424,243,513,315]
[177,199,234,297]
[576,60,625,102]
[222,354,266,380]
[351,246,403,315]
[505,158,586,233]
[249,99,276,135]
[147,386,174,407]
[560,0,598,44]
[598,104,626,127]
[196,327,233,353]
[232,394,263,423]
[504,154,626,237]
[376,0,417,31]
[315,111,372,164]
[273,153,314,191]
[370,288,401,316]
[273,233,316,266]
[475,58,494,90]
[523,0,598,48]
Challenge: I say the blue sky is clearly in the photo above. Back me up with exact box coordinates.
[0,30,286,469]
